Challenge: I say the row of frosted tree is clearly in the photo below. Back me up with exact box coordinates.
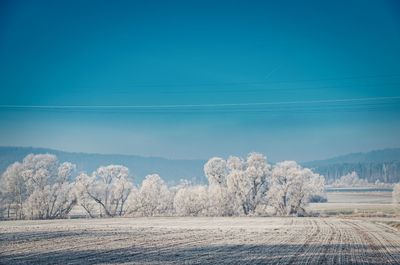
[0,153,327,220]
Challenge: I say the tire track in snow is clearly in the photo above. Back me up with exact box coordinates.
[1,217,400,265]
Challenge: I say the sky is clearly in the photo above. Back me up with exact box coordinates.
[0,0,400,162]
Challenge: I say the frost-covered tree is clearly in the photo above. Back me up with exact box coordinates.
[23,156,77,219]
[243,153,271,214]
[74,172,97,218]
[393,183,400,209]
[129,174,173,216]
[204,157,227,186]
[226,153,271,215]
[207,184,232,216]
[22,154,58,191]
[268,161,324,216]
[43,162,76,219]
[0,162,26,219]
[0,154,77,219]
[0,189,5,219]
[226,156,247,214]
[74,165,133,217]
[332,171,369,188]
[204,157,232,216]
[174,184,208,216]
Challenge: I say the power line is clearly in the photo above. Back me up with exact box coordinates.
[0,96,399,110]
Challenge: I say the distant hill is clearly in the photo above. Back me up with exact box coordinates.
[303,148,400,183]
[1,146,399,184]
[0,146,206,184]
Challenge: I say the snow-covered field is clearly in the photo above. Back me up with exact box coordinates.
[308,190,396,216]
[1,217,400,265]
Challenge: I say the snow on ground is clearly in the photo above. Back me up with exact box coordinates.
[1,217,400,265]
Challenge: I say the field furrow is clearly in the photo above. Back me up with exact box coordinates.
[1,217,399,265]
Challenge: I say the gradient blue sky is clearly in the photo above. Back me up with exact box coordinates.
[0,0,400,161]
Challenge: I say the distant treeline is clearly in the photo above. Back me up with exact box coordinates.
[310,161,400,183]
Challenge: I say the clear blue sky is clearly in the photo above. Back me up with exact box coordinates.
[0,0,400,161]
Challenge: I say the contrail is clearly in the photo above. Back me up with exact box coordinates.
[264,63,283,80]
[0,96,399,109]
